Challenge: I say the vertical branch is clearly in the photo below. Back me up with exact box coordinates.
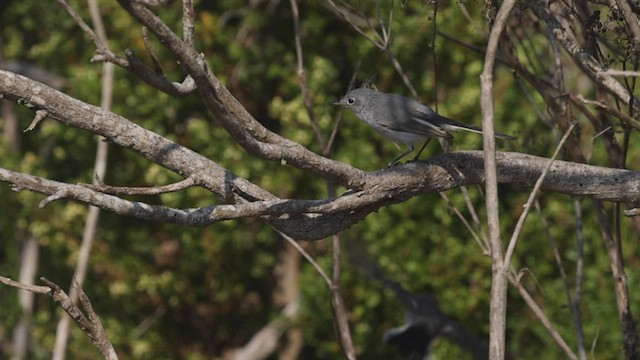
[290,0,325,148]
[52,1,113,358]
[182,0,195,51]
[479,0,517,358]
[11,237,40,360]
[593,199,640,359]
[430,0,439,110]
[573,198,587,360]
[330,235,356,360]
[289,1,355,358]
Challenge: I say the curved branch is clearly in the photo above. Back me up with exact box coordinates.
[2,148,640,240]
[113,0,365,187]
[3,70,640,240]
[0,69,275,202]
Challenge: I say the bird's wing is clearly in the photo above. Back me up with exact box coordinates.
[376,95,452,139]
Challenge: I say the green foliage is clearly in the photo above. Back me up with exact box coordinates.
[0,0,638,359]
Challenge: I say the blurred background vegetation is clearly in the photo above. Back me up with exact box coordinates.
[1,0,638,359]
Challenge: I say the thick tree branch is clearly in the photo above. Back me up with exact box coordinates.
[3,70,640,240]
[3,147,640,239]
[0,69,277,201]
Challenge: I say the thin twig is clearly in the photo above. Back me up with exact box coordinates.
[81,175,196,196]
[142,26,164,75]
[437,31,510,66]
[438,192,486,254]
[460,186,490,251]
[534,198,586,359]
[509,272,579,360]
[289,0,325,148]
[574,198,587,360]
[504,122,576,267]
[570,93,640,131]
[24,110,48,132]
[330,234,356,360]
[326,61,361,156]
[325,0,382,47]
[2,276,118,359]
[278,231,331,286]
[55,0,128,67]
[0,275,51,294]
[430,0,439,111]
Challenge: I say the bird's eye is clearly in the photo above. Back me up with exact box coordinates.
[347,97,355,105]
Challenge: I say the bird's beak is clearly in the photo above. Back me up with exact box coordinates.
[332,99,343,106]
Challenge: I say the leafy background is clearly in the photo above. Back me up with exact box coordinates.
[0,0,637,359]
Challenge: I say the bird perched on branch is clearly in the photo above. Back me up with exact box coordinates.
[335,87,514,167]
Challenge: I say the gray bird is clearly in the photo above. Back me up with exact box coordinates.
[335,87,514,166]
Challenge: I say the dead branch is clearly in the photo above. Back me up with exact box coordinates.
[0,276,118,360]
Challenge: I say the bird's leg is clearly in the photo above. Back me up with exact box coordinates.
[411,138,433,162]
[387,144,415,167]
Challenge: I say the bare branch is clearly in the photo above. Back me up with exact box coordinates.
[40,189,75,207]
[290,0,325,148]
[182,0,196,51]
[439,192,487,255]
[115,0,362,184]
[624,207,640,216]
[330,234,356,360]
[279,232,330,286]
[325,0,383,47]
[535,199,587,360]
[55,0,128,67]
[24,109,47,132]
[0,69,280,197]
[53,1,116,354]
[573,198,586,357]
[42,277,119,360]
[480,0,518,358]
[603,69,640,77]
[510,272,578,360]
[124,49,196,96]
[4,144,640,240]
[81,175,197,196]
[570,93,640,131]
[142,26,165,75]
[0,275,51,294]
[504,122,576,267]
[57,0,195,96]
[2,276,118,359]
[530,1,639,112]
[136,0,175,6]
